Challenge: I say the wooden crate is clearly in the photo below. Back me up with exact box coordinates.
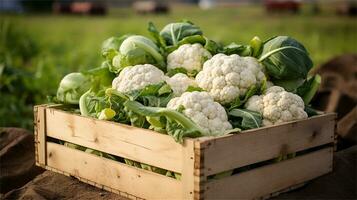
[34,104,336,200]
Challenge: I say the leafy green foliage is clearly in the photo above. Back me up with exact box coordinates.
[79,89,107,117]
[79,87,130,124]
[166,67,199,77]
[140,163,167,175]
[111,35,165,73]
[56,64,115,105]
[101,35,130,60]
[273,78,305,92]
[64,142,87,151]
[221,42,252,56]
[165,35,206,53]
[3,5,356,131]
[204,38,222,55]
[149,21,220,55]
[147,22,167,50]
[112,50,155,73]
[304,105,319,117]
[124,100,208,143]
[249,36,263,57]
[259,36,313,91]
[56,72,91,104]
[229,85,259,110]
[126,82,174,107]
[124,159,142,168]
[220,36,262,57]
[0,22,45,129]
[85,65,116,90]
[259,78,268,94]
[159,21,203,47]
[97,108,116,120]
[228,109,262,130]
[85,148,117,160]
[185,85,204,92]
[166,67,188,77]
[103,83,174,128]
[296,74,321,105]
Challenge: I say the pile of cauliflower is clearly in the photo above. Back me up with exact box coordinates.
[55,21,319,180]
[56,21,317,139]
[111,48,308,136]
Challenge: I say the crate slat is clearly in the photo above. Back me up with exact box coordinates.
[35,104,336,199]
[46,142,182,199]
[34,105,47,166]
[45,107,183,172]
[181,139,196,199]
[203,147,333,199]
[201,113,335,176]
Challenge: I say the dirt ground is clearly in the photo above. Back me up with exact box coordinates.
[1,128,356,199]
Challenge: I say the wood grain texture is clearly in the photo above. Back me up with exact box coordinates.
[337,106,356,138]
[201,113,336,176]
[34,105,336,200]
[45,107,183,172]
[46,142,182,200]
[203,147,333,199]
[34,105,47,166]
[192,140,208,200]
[181,139,195,200]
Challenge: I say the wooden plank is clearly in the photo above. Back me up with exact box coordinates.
[46,142,181,200]
[193,141,207,200]
[201,113,336,176]
[43,165,141,200]
[203,147,333,199]
[337,106,356,139]
[181,139,195,200]
[34,106,39,165]
[326,89,341,112]
[45,107,183,173]
[34,105,47,166]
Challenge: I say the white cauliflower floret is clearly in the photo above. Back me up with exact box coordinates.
[167,43,212,74]
[167,91,232,135]
[165,73,197,97]
[245,86,308,126]
[112,64,165,93]
[196,54,266,104]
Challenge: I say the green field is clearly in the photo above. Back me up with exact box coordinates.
[1,5,357,129]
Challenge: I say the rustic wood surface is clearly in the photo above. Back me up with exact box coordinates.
[46,142,182,199]
[32,105,337,199]
[1,128,356,200]
[45,107,183,173]
[34,106,47,166]
[203,147,333,199]
[199,113,335,176]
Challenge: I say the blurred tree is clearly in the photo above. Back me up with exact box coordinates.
[20,0,54,12]
[0,21,40,129]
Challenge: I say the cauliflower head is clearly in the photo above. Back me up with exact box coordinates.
[112,64,165,93]
[167,43,212,74]
[167,91,232,135]
[245,86,308,126]
[165,73,197,97]
[196,54,266,104]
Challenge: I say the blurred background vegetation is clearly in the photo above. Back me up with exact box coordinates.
[0,0,356,130]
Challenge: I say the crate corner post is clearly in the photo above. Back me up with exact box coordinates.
[181,138,207,200]
[34,104,48,167]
